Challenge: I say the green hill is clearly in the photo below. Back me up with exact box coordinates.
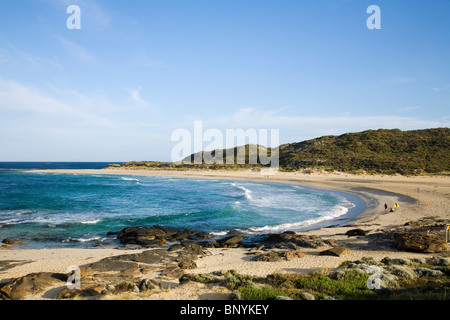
[277,128,450,175]
[182,144,272,165]
[111,128,450,175]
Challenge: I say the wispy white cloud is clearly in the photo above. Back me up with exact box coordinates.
[55,35,94,61]
[129,86,145,104]
[0,77,169,161]
[432,84,450,93]
[0,36,61,69]
[0,77,110,126]
[126,52,165,68]
[125,86,157,112]
[401,106,421,111]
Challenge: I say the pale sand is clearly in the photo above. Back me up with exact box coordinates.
[1,169,449,299]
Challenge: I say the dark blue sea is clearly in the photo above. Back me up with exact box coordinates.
[0,162,363,248]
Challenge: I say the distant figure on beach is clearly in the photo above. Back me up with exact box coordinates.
[390,208,394,212]
[384,203,388,210]
[394,203,399,209]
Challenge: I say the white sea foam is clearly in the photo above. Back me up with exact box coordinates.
[241,205,349,234]
[63,236,101,243]
[210,231,228,236]
[121,177,139,182]
[80,219,101,224]
[231,183,253,200]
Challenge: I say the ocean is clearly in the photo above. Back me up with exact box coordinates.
[0,163,363,249]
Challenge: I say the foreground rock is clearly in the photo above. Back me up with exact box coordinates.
[260,231,330,249]
[319,246,352,257]
[0,244,210,300]
[0,273,67,300]
[117,225,210,247]
[253,250,306,262]
[345,229,368,237]
[1,238,23,247]
[393,232,447,253]
[204,235,246,248]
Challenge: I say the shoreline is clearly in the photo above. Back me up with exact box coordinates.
[1,169,449,300]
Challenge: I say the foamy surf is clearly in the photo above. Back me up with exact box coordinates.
[240,205,350,234]
[121,177,140,182]
[231,183,253,200]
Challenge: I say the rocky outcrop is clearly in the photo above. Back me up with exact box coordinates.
[253,250,305,262]
[345,229,368,237]
[253,251,282,262]
[204,235,246,248]
[116,225,210,247]
[262,231,330,249]
[319,246,352,257]
[1,238,22,247]
[0,242,209,300]
[393,232,447,253]
[0,273,67,300]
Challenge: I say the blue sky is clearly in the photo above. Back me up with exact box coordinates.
[0,0,449,161]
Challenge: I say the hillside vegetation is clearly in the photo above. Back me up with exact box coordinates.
[109,128,450,175]
[278,128,450,175]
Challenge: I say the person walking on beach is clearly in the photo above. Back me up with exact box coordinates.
[384,203,388,210]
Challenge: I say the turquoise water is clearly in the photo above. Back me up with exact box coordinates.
[0,165,360,248]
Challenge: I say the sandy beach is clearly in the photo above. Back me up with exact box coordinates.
[1,168,449,300]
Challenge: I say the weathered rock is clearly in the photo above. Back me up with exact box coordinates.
[264,232,327,248]
[345,229,368,237]
[275,295,293,300]
[393,232,447,253]
[160,265,184,278]
[58,283,107,299]
[282,250,306,261]
[57,288,83,299]
[130,249,174,264]
[253,249,306,262]
[253,252,282,262]
[114,281,139,294]
[1,239,22,246]
[300,292,315,300]
[178,259,197,270]
[0,273,66,300]
[89,258,140,273]
[168,243,183,251]
[319,247,352,257]
[2,239,15,245]
[117,227,141,244]
[138,279,160,291]
[181,241,206,255]
[217,235,244,247]
[116,225,210,246]
[135,227,166,240]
